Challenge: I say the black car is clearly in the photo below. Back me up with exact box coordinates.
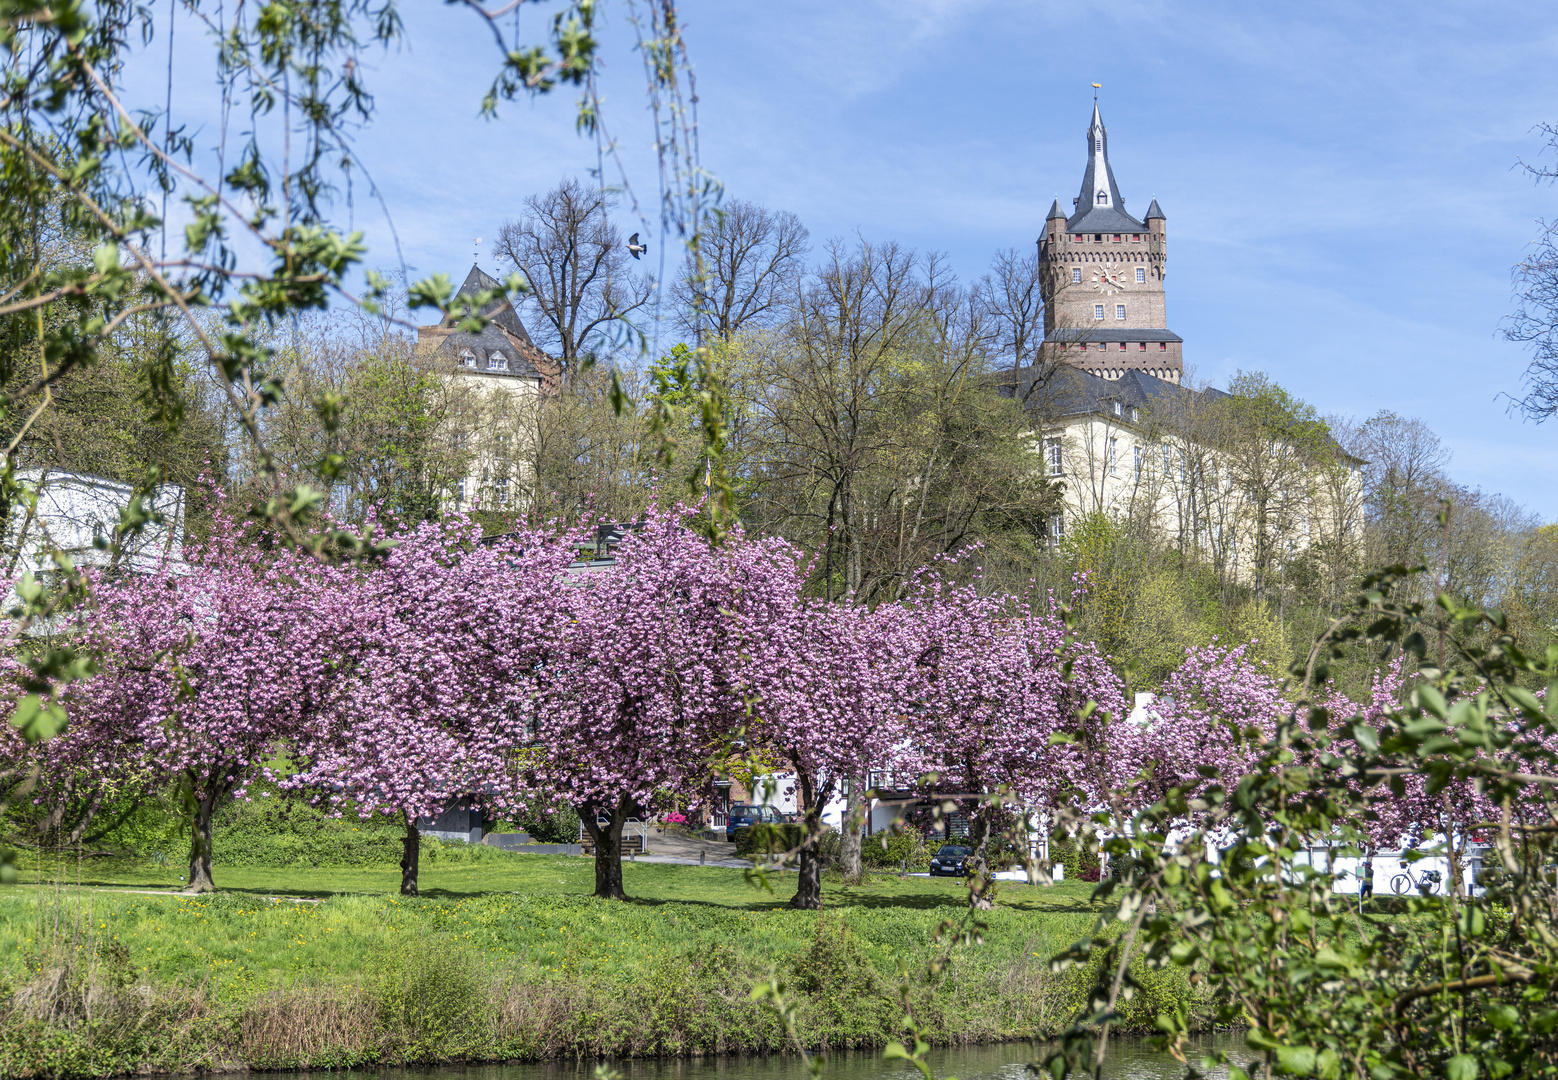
[928,843,972,876]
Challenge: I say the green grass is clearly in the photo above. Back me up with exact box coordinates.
[0,854,1197,1076]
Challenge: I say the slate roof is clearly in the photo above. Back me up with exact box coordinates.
[1144,198,1165,221]
[1044,327,1184,344]
[415,265,556,383]
[1046,198,1068,222]
[1064,104,1148,235]
[1000,365,1223,421]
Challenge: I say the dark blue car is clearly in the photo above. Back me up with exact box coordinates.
[928,843,972,877]
[726,802,784,840]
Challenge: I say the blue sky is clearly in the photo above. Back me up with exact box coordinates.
[142,0,1558,518]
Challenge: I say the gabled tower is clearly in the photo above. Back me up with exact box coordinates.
[1037,103,1182,384]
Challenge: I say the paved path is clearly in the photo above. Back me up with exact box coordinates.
[635,829,754,868]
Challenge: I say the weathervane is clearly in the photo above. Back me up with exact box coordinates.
[1092,81,1101,101]
[474,236,482,265]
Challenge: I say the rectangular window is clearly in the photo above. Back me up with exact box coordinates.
[1119,342,1128,351]
[1131,407,1139,422]
[1094,234,1102,242]
[1135,267,1146,283]
[1132,234,1141,242]
[457,478,467,503]
[1044,437,1062,476]
[1072,266,1082,283]
[1162,444,1173,475]
[1113,400,1122,416]
[1112,234,1122,242]
[1115,304,1126,320]
[1108,437,1118,475]
[1138,342,1147,351]
[1094,304,1105,320]
[1134,445,1143,479]
[1158,342,1168,351]
[1050,516,1064,544]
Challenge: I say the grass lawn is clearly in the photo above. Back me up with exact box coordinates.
[0,853,1177,1074]
[1,853,1107,992]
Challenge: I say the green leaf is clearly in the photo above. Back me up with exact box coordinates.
[10,695,65,744]
[1275,1045,1317,1075]
[1247,1028,1282,1051]
[1445,1054,1479,1080]
[1416,684,1447,719]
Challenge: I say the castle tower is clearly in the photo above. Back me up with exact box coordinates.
[1038,103,1182,383]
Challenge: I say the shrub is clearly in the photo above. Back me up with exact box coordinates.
[1050,834,1101,882]
[733,823,806,858]
[861,829,930,871]
[512,806,581,845]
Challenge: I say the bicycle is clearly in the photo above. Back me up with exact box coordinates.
[1389,864,1442,896]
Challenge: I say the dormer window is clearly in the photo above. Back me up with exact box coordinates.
[1095,191,1108,205]
[1113,401,1122,417]
[460,350,476,369]
[488,351,508,372]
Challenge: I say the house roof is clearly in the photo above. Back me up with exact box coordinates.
[999,366,1365,464]
[415,265,557,383]
[998,364,1223,421]
[1144,198,1165,221]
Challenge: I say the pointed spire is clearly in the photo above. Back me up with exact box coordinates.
[1077,103,1122,214]
[1047,198,1067,221]
[1145,198,1164,221]
[1065,100,1141,232]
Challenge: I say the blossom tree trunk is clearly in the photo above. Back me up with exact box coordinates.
[840,776,864,884]
[400,814,421,897]
[580,796,633,900]
[184,776,221,894]
[965,798,996,910]
[790,770,825,910]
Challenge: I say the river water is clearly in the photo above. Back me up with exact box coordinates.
[238,1036,1254,1080]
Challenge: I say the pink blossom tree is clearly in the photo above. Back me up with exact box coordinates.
[55,517,359,892]
[736,582,910,909]
[511,505,758,900]
[897,574,1130,907]
[283,518,576,896]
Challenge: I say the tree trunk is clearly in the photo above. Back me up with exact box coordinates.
[400,814,420,897]
[966,806,996,910]
[840,776,863,884]
[790,771,824,910]
[185,790,217,894]
[581,797,630,900]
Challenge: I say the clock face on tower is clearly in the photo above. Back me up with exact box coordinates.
[1092,264,1126,294]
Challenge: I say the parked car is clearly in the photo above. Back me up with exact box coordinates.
[928,843,972,877]
[726,803,786,840]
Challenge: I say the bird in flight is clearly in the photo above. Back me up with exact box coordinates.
[627,233,647,260]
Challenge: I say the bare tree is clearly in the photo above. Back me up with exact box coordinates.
[1505,122,1558,420]
[679,200,809,343]
[496,178,653,370]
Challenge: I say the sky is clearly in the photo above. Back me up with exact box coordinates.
[138,0,1558,518]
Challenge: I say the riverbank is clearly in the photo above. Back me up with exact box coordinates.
[0,855,1206,1077]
